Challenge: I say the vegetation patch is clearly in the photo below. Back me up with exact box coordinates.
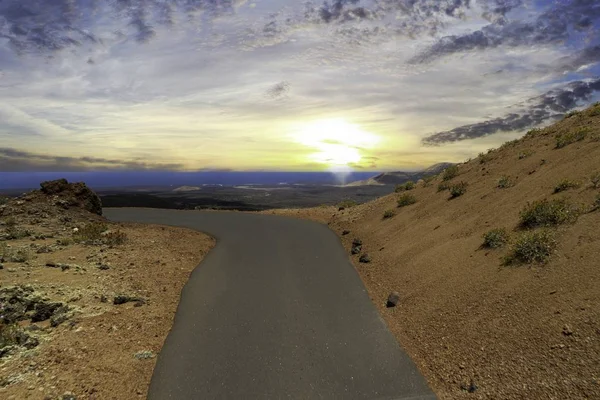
[337,199,357,210]
[73,222,127,246]
[563,110,580,119]
[422,175,436,187]
[503,229,557,265]
[449,181,468,198]
[555,128,589,149]
[482,228,509,249]
[519,198,579,229]
[0,196,8,206]
[382,209,396,219]
[479,152,492,164]
[497,175,515,189]
[394,181,415,192]
[524,128,543,139]
[442,165,459,181]
[437,182,450,192]
[397,194,417,207]
[553,179,580,193]
[518,149,534,159]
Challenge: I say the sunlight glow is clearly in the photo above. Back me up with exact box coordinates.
[292,119,381,167]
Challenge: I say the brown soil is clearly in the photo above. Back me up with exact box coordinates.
[0,186,214,400]
[261,106,600,399]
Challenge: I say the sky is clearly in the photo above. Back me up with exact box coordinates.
[0,0,600,174]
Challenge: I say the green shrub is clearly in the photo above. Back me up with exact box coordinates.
[395,181,415,192]
[0,323,20,348]
[0,196,8,206]
[397,194,417,207]
[590,107,600,117]
[500,139,520,149]
[553,179,580,193]
[422,175,436,187]
[5,227,31,240]
[482,228,509,249]
[9,249,30,263]
[437,182,450,192]
[519,198,579,229]
[337,199,357,210]
[4,217,16,228]
[518,149,534,159]
[442,165,459,181]
[590,172,600,189]
[563,110,580,119]
[497,175,515,189]
[555,128,589,148]
[56,238,73,246]
[503,230,557,265]
[524,128,542,138]
[73,222,109,243]
[383,209,396,219]
[449,181,468,198]
[103,230,128,246]
[479,152,491,164]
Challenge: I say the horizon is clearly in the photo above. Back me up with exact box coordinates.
[1,1,600,175]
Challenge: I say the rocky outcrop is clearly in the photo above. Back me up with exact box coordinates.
[40,179,103,215]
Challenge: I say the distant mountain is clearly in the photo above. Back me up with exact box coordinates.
[345,162,455,186]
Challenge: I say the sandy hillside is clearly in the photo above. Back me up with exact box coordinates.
[264,104,600,399]
[0,179,214,400]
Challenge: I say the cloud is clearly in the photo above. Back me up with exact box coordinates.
[0,147,185,172]
[264,81,291,99]
[0,0,251,54]
[410,0,600,64]
[422,77,600,145]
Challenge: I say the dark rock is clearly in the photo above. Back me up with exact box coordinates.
[359,254,371,263]
[39,179,102,215]
[352,238,362,246]
[113,295,142,305]
[98,264,110,270]
[50,306,71,327]
[0,263,3,269]
[460,379,478,393]
[46,261,57,267]
[351,245,362,255]
[31,302,62,323]
[386,291,400,308]
[338,206,345,211]
[342,230,350,235]
[100,295,108,303]
[60,264,70,271]
[40,179,70,194]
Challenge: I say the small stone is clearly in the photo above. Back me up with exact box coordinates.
[46,261,57,267]
[386,291,400,308]
[359,254,371,263]
[341,230,350,235]
[351,245,362,255]
[134,350,155,360]
[98,264,110,270]
[562,325,573,336]
[0,263,3,269]
[352,238,362,246]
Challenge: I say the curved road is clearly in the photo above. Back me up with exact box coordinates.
[104,208,436,400]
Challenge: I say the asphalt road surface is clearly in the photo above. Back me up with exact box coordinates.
[104,208,437,400]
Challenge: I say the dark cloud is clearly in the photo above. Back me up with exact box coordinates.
[0,147,185,171]
[422,78,600,145]
[0,0,248,53]
[555,45,600,73]
[264,81,290,99]
[410,0,600,64]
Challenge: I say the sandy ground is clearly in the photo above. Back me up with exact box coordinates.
[0,220,214,400]
[262,107,600,399]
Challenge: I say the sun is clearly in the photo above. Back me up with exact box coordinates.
[292,118,380,167]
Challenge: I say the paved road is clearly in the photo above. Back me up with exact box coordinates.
[104,208,437,400]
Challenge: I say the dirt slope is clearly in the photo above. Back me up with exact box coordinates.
[0,180,214,400]
[265,104,600,399]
